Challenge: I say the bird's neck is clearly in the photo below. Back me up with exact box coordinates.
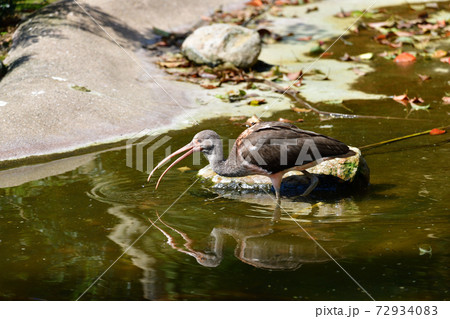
[207,142,245,177]
[205,145,227,175]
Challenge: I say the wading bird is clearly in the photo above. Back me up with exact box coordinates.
[147,121,355,202]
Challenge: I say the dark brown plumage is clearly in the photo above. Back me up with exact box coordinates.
[148,121,355,201]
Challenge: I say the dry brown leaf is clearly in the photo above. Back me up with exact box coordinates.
[291,107,311,113]
[296,36,313,41]
[278,118,304,123]
[417,74,431,81]
[229,116,247,121]
[200,84,218,89]
[432,50,447,58]
[245,115,261,126]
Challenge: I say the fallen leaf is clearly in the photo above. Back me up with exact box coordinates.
[156,41,168,47]
[286,70,303,81]
[417,74,431,81]
[278,118,304,123]
[442,96,450,104]
[200,84,218,89]
[409,96,424,104]
[229,116,246,121]
[393,94,409,106]
[152,27,171,37]
[293,79,303,87]
[246,115,261,126]
[296,36,313,41]
[395,36,414,44]
[291,107,311,113]
[334,9,351,18]
[410,102,430,110]
[418,244,432,256]
[340,52,357,61]
[158,60,190,68]
[374,34,387,41]
[199,72,217,79]
[248,98,267,106]
[393,94,409,101]
[306,7,318,14]
[310,45,325,55]
[359,52,373,60]
[440,57,450,64]
[368,21,395,29]
[432,50,447,58]
[177,166,191,173]
[378,51,397,59]
[410,4,426,11]
[274,0,290,5]
[426,3,439,9]
[418,23,439,31]
[429,128,446,135]
[246,0,262,7]
[394,31,414,37]
[394,52,416,63]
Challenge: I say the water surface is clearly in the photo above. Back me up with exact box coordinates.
[1,6,449,300]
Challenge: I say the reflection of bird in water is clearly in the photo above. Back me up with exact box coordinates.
[149,212,337,270]
[148,122,354,203]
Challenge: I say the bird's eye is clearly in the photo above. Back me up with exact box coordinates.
[197,139,203,143]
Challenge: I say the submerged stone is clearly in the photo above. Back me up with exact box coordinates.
[197,146,369,196]
[181,23,261,68]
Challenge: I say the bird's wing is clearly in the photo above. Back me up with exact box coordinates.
[237,122,351,174]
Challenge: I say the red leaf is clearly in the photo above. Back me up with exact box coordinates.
[246,0,263,7]
[393,94,409,106]
[296,36,313,41]
[286,70,302,81]
[440,57,450,64]
[393,94,409,101]
[429,128,446,136]
[321,52,334,57]
[394,52,416,63]
[200,84,218,89]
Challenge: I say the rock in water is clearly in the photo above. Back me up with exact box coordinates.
[198,146,370,196]
[181,24,261,68]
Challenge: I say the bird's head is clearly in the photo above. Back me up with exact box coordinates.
[147,130,222,189]
[192,130,222,157]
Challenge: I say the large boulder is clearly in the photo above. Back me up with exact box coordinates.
[181,23,261,68]
[198,146,370,196]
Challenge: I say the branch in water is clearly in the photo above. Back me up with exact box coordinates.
[359,125,449,150]
[251,79,428,121]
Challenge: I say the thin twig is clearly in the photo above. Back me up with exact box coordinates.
[251,78,428,121]
[359,125,449,150]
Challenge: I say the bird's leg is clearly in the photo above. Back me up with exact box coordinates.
[269,173,283,219]
[272,204,281,222]
[301,170,319,196]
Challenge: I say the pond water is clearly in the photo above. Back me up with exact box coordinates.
[1,7,450,301]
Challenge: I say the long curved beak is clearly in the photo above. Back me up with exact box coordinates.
[147,142,198,189]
